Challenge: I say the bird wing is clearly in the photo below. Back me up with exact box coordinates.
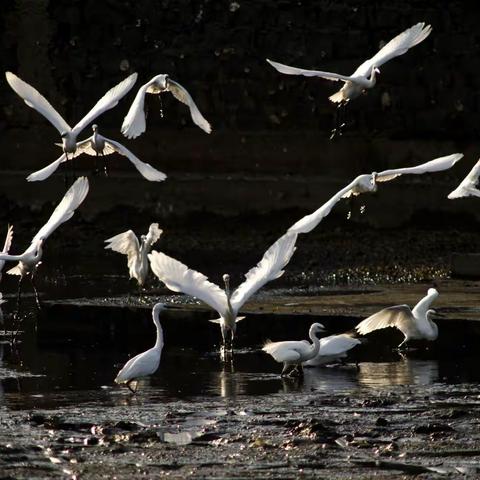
[32,177,89,243]
[115,347,161,384]
[145,223,163,248]
[26,153,69,182]
[448,158,480,199]
[355,305,414,335]
[72,73,138,135]
[2,225,13,254]
[262,340,305,362]
[230,233,298,314]
[319,334,361,356]
[148,250,229,317]
[167,79,212,133]
[266,59,353,82]
[354,23,432,76]
[103,138,167,181]
[104,230,140,271]
[377,153,463,183]
[5,72,71,134]
[0,253,26,263]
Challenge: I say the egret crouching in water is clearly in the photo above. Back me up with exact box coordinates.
[115,302,166,393]
[262,323,327,376]
[355,288,439,349]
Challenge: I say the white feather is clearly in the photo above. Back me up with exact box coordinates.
[267,58,354,82]
[121,81,153,139]
[448,158,480,199]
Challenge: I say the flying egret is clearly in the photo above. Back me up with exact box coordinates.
[148,232,298,351]
[115,302,166,393]
[355,288,439,349]
[105,223,163,287]
[262,323,327,376]
[0,177,89,306]
[26,124,166,182]
[303,333,361,367]
[5,71,137,160]
[0,226,13,282]
[448,158,480,199]
[121,74,211,138]
[267,22,432,104]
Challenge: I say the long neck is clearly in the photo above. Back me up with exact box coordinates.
[304,328,321,361]
[412,290,437,318]
[153,312,164,349]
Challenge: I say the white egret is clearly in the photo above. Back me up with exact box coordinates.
[267,22,432,104]
[26,124,166,182]
[148,232,298,351]
[0,226,13,282]
[5,71,137,158]
[303,333,361,367]
[0,177,89,304]
[355,288,439,348]
[121,74,211,138]
[262,323,326,376]
[115,302,165,393]
[448,158,480,199]
[105,223,163,287]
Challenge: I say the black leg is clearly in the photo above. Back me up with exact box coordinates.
[15,276,23,318]
[126,380,137,394]
[102,153,108,177]
[158,95,164,118]
[31,273,41,310]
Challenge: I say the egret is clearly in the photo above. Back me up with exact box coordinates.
[115,302,166,393]
[105,223,163,287]
[303,333,361,367]
[148,232,298,351]
[267,22,431,104]
[448,158,480,199]
[0,226,13,282]
[0,177,89,306]
[262,323,326,376]
[355,288,439,349]
[121,74,211,139]
[5,71,137,160]
[26,124,166,182]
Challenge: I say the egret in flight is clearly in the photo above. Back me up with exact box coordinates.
[303,333,361,367]
[26,125,166,182]
[121,74,211,138]
[355,288,439,349]
[105,223,163,287]
[448,158,480,199]
[148,232,298,352]
[267,22,432,104]
[0,177,89,306]
[262,323,327,376]
[115,302,166,393]
[0,226,13,282]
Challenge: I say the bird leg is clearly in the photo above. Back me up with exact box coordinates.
[30,273,41,310]
[281,363,295,376]
[396,338,409,350]
[126,380,138,394]
[15,276,24,319]
[158,95,164,118]
[102,153,108,177]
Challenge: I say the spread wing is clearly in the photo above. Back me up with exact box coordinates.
[148,250,228,317]
[145,223,163,248]
[319,334,361,356]
[26,153,69,182]
[354,23,432,77]
[105,230,140,271]
[266,59,353,82]
[355,305,414,336]
[448,158,480,199]
[230,233,297,313]
[5,72,71,134]
[32,177,89,243]
[2,225,13,254]
[167,79,212,133]
[72,73,138,135]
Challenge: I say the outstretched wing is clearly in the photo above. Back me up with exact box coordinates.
[167,79,212,133]
[266,59,353,82]
[5,72,71,134]
[105,230,140,271]
[144,223,163,248]
[355,305,414,336]
[148,250,228,317]
[377,153,463,183]
[72,73,138,135]
[230,233,298,314]
[26,153,68,182]
[448,158,480,199]
[32,177,89,243]
[354,23,432,76]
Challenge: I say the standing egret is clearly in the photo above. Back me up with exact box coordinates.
[0,177,89,306]
[26,124,166,182]
[105,223,163,287]
[303,333,361,367]
[262,323,326,376]
[355,288,439,349]
[115,302,166,393]
[267,22,432,104]
[148,232,298,351]
[448,158,480,199]
[0,226,13,282]
[121,74,211,138]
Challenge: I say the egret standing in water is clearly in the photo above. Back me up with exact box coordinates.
[115,302,166,393]
[148,232,298,353]
[448,158,480,199]
[0,226,13,282]
[262,323,327,376]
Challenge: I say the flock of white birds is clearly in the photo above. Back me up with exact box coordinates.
[2,22,480,392]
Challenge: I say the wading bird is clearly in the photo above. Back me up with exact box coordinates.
[105,223,163,287]
[267,22,432,104]
[148,232,298,352]
[26,125,166,182]
[0,226,13,282]
[0,177,89,307]
[262,323,327,376]
[303,333,361,367]
[355,288,439,349]
[115,302,165,393]
[121,74,211,138]
[448,158,480,199]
